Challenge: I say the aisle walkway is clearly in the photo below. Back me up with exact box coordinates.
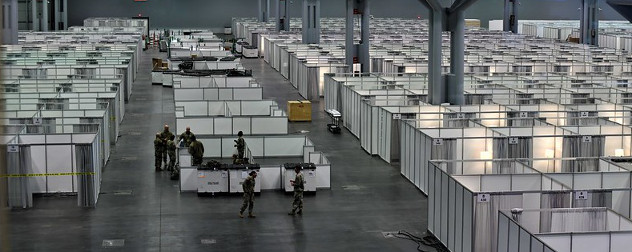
[5,50,428,252]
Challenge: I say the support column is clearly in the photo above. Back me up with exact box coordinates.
[276,0,290,31]
[345,0,370,73]
[302,0,320,44]
[448,9,465,105]
[503,0,518,33]
[580,0,598,46]
[31,0,38,31]
[62,0,67,30]
[420,0,478,105]
[259,0,269,22]
[2,0,18,44]
[427,7,444,104]
[42,0,48,31]
[54,0,60,30]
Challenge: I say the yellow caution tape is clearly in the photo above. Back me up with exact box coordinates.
[0,172,96,178]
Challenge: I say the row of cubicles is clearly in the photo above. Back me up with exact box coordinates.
[164,48,331,193]
[2,22,143,208]
[237,16,632,252]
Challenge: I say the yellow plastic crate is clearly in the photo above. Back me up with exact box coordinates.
[287,101,312,122]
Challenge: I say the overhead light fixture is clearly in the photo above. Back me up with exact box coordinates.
[615,149,625,157]
[545,149,555,159]
[480,151,492,160]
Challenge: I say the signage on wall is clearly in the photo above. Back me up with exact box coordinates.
[580,111,590,118]
[32,117,42,125]
[7,145,19,153]
[582,136,592,143]
[477,194,491,203]
[508,137,519,145]
[519,112,528,118]
[432,139,444,146]
[575,191,589,200]
[392,114,401,120]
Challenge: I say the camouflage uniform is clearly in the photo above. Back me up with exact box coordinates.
[289,171,305,215]
[179,131,195,147]
[154,136,163,171]
[240,175,256,216]
[188,140,204,166]
[161,130,175,163]
[166,139,177,171]
[235,137,246,159]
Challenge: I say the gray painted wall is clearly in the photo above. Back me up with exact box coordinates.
[67,0,626,29]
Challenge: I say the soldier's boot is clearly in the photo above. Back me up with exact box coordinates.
[239,212,244,218]
[288,211,295,215]
[248,213,256,218]
[297,210,302,215]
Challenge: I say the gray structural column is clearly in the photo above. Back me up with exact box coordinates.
[259,0,269,22]
[2,0,18,44]
[54,0,60,30]
[302,0,320,44]
[420,0,478,105]
[62,0,67,30]
[31,0,38,31]
[42,0,48,31]
[503,0,518,33]
[580,0,598,45]
[345,0,370,73]
[276,0,290,31]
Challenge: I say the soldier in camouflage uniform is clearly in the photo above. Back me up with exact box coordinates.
[288,166,305,215]
[234,131,246,159]
[166,135,177,171]
[154,133,163,171]
[188,135,204,166]
[178,126,195,147]
[160,125,175,164]
[239,171,257,218]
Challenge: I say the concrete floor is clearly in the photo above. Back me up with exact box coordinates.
[2,49,429,251]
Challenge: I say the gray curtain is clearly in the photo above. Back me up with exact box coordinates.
[573,191,612,209]
[561,136,604,172]
[542,209,607,233]
[540,192,572,233]
[76,144,97,207]
[7,145,33,208]
[567,111,599,126]
[465,94,492,105]
[493,137,533,171]
[431,139,456,174]
[507,111,539,127]
[443,113,475,128]
[474,194,523,252]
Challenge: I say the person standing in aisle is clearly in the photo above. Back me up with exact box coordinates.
[178,126,195,147]
[161,125,175,164]
[166,135,177,171]
[288,166,305,215]
[234,131,246,160]
[239,171,257,218]
[188,135,204,166]
[154,133,163,171]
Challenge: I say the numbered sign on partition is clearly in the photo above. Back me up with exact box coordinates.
[32,117,42,125]
[580,111,590,118]
[575,191,589,200]
[508,137,519,145]
[432,139,444,146]
[7,145,19,153]
[582,136,592,143]
[457,113,466,119]
[478,194,491,203]
[392,114,402,120]
[519,112,528,118]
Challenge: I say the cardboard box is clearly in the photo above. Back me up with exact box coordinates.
[287,101,312,122]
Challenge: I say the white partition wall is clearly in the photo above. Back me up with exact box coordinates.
[428,160,573,252]
[499,208,632,252]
